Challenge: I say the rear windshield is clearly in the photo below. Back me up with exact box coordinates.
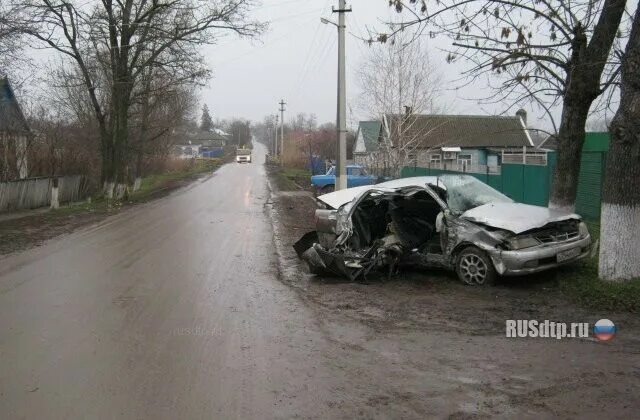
[237,149,252,155]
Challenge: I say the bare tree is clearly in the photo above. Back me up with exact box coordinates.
[356,32,445,177]
[599,6,640,282]
[0,0,26,73]
[225,119,252,148]
[373,112,448,178]
[385,0,628,211]
[357,33,444,118]
[129,71,199,187]
[12,0,264,196]
[290,113,318,132]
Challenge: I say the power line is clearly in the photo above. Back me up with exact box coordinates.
[289,20,324,99]
[291,29,334,102]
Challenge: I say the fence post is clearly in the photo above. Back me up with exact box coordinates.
[50,177,59,209]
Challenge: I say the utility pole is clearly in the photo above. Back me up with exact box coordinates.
[323,1,350,190]
[274,114,279,156]
[279,99,286,164]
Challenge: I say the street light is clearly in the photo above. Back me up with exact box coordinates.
[320,17,335,26]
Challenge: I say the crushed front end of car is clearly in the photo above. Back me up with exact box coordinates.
[294,186,448,281]
[481,219,592,276]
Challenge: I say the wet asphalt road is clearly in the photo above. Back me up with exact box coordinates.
[0,144,336,419]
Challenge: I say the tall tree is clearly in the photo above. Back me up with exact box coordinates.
[599,6,640,281]
[386,0,628,211]
[13,0,264,196]
[200,104,213,132]
[225,118,252,148]
[357,33,443,118]
[357,32,445,177]
[0,1,24,72]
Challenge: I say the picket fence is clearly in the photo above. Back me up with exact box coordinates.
[0,175,90,212]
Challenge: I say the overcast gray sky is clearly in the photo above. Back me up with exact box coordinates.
[201,0,543,129]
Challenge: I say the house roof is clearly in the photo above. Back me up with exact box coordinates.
[536,131,610,152]
[0,78,30,134]
[384,114,532,149]
[537,134,558,150]
[187,130,228,147]
[357,121,382,153]
[193,131,228,142]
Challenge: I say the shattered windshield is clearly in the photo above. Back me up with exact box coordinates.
[438,175,513,213]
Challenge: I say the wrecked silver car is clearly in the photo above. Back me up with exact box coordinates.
[294,175,592,285]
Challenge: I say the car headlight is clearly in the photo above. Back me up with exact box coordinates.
[578,221,589,237]
[506,236,540,250]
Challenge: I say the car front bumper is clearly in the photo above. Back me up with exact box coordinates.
[488,234,592,276]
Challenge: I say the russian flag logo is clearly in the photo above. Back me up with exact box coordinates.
[593,319,616,341]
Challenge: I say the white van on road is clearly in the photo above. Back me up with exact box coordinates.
[236,149,252,163]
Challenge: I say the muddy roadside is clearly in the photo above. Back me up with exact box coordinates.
[0,160,225,256]
[265,163,640,418]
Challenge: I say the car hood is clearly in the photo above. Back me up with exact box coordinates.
[317,176,441,209]
[316,185,374,208]
[461,202,581,234]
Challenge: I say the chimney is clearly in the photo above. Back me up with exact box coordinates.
[516,108,527,126]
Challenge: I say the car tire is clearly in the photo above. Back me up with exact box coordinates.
[455,246,497,286]
[320,185,335,194]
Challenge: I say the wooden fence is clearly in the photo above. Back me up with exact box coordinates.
[0,175,90,212]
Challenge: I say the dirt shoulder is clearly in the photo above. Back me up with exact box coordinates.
[266,163,640,419]
[0,159,225,256]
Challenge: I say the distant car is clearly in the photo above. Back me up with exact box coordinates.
[236,149,252,163]
[310,165,378,194]
[295,175,592,285]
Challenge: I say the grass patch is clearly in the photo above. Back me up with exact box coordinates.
[559,218,640,314]
[130,158,221,202]
[281,167,311,180]
[558,248,640,313]
[267,165,310,191]
[279,167,311,191]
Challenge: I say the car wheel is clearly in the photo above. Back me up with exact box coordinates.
[455,246,497,286]
[320,185,335,194]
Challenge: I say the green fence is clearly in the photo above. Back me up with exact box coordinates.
[401,164,552,207]
[575,152,606,220]
[574,132,608,220]
[402,153,606,219]
[402,133,610,220]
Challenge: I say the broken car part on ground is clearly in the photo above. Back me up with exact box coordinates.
[294,175,592,285]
